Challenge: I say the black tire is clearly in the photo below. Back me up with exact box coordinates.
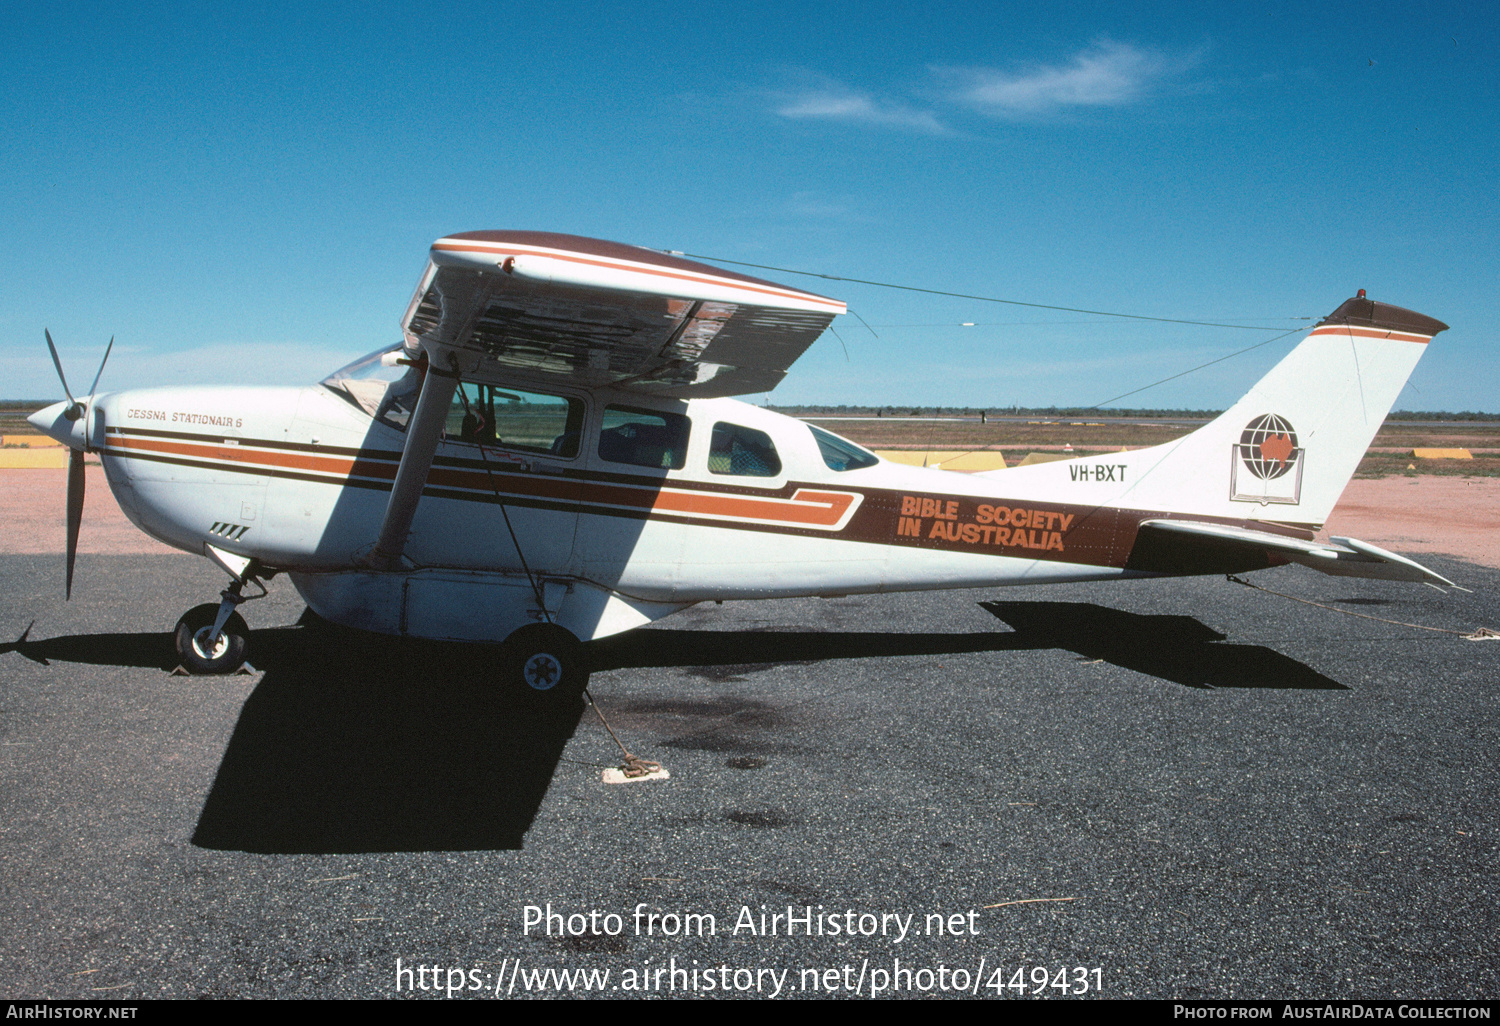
[174,603,250,675]
[503,623,588,706]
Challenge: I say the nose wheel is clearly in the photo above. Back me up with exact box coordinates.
[172,564,271,675]
[173,603,250,674]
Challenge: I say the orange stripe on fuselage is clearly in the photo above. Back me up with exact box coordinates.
[105,434,857,529]
[650,488,855,527]
[107,435,399,481]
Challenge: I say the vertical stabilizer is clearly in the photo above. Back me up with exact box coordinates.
[980,294,1447,527]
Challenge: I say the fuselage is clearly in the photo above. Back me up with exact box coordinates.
[29,354,1320,642]
[36,370,1209,640]
[92,381,1149,576]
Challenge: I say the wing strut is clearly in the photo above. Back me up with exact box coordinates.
[365,355,461,569]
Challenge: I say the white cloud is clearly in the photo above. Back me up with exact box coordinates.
[780,192,856,219]
[939,41,1179,116]
[768,42,1191,134]
[774,82,947,134]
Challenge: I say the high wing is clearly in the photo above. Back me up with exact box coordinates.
[364,231,845,568]
[399,231,846,398]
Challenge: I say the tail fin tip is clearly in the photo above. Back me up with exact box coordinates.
[1316,295,1448,339]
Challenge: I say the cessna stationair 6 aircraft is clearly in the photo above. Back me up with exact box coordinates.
[30,231,1454,697]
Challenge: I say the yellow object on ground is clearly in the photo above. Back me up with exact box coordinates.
[1016,452,1078,466]
[1413,448,1473,459]
[0,448,71,469]
[2,435,62,447]
[872,450,1008,472]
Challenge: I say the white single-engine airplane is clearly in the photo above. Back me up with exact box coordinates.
[30,231,1454,698]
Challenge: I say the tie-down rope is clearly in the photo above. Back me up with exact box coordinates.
[452,368,663,776]
[1226,575,1497,640]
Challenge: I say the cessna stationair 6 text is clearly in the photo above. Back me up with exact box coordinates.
[30,231,1454,694]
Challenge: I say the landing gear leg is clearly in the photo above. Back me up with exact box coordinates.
[207,579,246,645]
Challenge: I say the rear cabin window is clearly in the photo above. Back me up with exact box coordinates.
[809,424,880,471]
[708,423,781,477]
[598,405,690,470]
[446,384,584,458]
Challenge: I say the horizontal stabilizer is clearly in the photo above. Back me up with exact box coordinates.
[1138,519,1456,587]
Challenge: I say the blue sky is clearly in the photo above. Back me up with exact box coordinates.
[3,1,1495,410]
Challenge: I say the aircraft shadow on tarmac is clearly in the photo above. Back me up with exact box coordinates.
[980,601,1346,692]
[0,602,1341,854]
[190,627,586,855]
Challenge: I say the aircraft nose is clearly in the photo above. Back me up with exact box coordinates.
[27,400,86,449]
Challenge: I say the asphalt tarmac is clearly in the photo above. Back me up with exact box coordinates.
[1,552,1496,1000]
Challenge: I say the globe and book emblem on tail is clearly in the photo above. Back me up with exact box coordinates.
[1231,414,1303,504]
[1239,414,1299,480]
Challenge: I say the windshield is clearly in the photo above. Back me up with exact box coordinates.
[321,345,423,430]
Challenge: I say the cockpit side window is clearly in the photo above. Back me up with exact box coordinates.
[599,405,690,470]
[447,384,584,458]
[708,422,781,477]
[809,424,879,471]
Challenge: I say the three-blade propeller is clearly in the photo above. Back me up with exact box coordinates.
[43,330,113,600]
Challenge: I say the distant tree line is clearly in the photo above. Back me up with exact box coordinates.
[1385,410,1500,421]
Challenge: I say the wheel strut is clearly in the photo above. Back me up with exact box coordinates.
[205,578,249,648]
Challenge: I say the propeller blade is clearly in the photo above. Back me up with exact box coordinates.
[66,448,85,600]
[44,329,78,408]
[84,336,113,450]
[87,336,113,399]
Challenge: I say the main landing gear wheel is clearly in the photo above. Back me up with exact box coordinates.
[174,603,249,675]
[504,624,588,707]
